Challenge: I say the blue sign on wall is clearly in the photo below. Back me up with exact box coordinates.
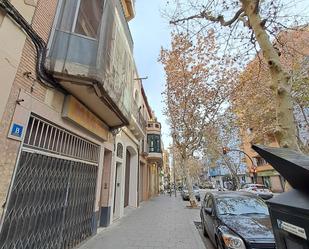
[11,123,24,138]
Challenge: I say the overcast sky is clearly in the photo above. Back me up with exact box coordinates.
[129,0,172,148]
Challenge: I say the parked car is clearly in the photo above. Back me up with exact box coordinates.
[199,182,215,189]
[239,183,274,200]
[201,191,275,249]
[181,186,201,201]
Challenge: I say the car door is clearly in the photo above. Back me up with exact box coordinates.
[204,196,216,242]
[201,194,209,223]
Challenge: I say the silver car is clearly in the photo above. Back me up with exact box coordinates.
[181,186,201,201]
[240,183,274,200]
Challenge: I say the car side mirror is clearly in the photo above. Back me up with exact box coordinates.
[204,207,212,215]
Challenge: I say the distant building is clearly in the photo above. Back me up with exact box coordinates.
[209,160,248,189]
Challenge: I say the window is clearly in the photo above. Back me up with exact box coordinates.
[134,90,139,102]
[141,139,145,153]
[56,0,103,38]
[255,156,267,166]
[155,124,160,128]
[147,134,161,153]
[74,0,104,38]
[116,143,123,158]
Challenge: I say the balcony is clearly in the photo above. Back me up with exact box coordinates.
[147,133,162,161]
[46,0,134,128]
[121,0,135,21]
[128,101,146,139]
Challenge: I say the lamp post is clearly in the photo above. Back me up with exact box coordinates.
[222,147,257,184]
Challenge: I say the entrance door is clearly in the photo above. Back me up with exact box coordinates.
[139,164,144,202]
[124,150,131,207]
[113,163,122,217]
[0,115,99,249]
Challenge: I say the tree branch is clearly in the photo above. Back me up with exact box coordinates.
[170,8,244,27]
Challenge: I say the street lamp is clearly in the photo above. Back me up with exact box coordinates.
[222,147,257,184]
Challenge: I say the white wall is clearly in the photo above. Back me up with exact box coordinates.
[0,1,36,120]
[110,129,138,222]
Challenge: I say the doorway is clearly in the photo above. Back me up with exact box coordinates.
[124,150,131,207]
[113,162,122,220]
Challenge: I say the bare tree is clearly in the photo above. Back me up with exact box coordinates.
[160,32,237,206]
[232,30,309,152]
[166,0,309,151]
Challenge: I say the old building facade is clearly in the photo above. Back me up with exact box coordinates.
[0,0,162,248]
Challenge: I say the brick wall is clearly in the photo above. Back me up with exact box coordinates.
[0,0,58,213]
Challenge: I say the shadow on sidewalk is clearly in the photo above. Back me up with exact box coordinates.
[193,221,216,249]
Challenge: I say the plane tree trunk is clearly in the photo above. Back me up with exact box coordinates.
[242,0,299,151]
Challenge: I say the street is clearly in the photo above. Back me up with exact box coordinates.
[78,194,214,249]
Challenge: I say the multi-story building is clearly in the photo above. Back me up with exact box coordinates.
[0,0,161,248]
[241,130,285,192]
[209,160,248,189]
[110,70,151,222]
[146,118,163,198]
[162,149,170,191]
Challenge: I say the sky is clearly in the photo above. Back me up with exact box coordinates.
[129,1,172,148]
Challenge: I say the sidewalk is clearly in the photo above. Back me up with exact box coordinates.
[78,195,206,249]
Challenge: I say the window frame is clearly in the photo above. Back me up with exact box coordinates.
[71,0,104,40]
[147,134,161,153]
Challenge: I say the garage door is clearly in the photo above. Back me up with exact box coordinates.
[0,115,99,249]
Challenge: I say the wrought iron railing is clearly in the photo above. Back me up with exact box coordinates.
[24,115,100,163]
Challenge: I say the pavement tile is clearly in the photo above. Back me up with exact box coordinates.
[77,195,206,249]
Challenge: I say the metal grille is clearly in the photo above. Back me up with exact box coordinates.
[0,151,98,249]
[24,115,100,164]
[251,243,276,249]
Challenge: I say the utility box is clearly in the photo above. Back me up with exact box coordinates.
[252,145,309,249]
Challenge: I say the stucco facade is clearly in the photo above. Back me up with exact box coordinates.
[0,0,162,248]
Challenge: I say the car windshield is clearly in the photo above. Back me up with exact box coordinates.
[216,197,269,216]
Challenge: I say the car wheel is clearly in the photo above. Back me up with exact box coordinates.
[201,219,208,237]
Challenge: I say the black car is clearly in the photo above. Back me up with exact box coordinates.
[200,191,275,249]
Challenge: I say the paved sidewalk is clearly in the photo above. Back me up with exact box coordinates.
[78,195,206,249]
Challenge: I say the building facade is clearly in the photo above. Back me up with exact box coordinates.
[162,149,170,191]
[146,118,163,198]
[0,0,162,248]
[241,130,285,192]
